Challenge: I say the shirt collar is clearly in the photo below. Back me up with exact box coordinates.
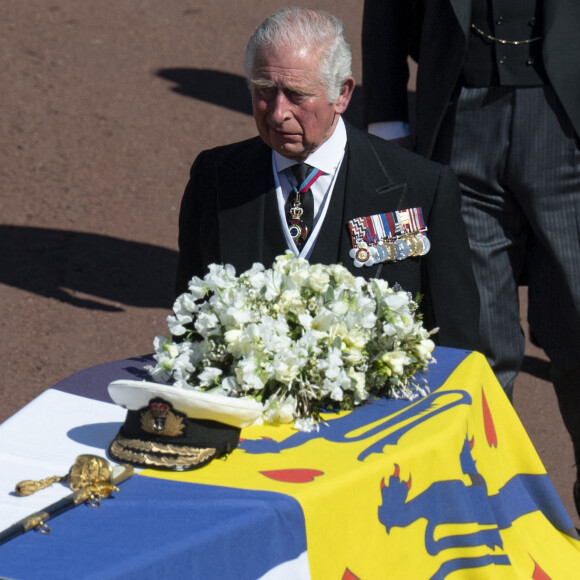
[274,116,347,175]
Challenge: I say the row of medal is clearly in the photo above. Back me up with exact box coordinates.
[347,208,430,268]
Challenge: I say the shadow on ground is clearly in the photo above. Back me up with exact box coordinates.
[0,225,177,311]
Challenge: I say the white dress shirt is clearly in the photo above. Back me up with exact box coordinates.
[272,116,347,259]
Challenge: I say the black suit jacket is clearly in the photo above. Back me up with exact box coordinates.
[176,122,480,350]
[362,0,580,158]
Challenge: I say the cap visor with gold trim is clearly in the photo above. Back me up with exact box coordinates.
[107,380,263,471]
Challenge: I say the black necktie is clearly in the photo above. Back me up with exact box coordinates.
[286,163,316,250]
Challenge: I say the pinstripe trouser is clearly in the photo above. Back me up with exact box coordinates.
[446,86,580,473]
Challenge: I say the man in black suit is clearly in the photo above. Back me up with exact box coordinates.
[176,7,480,351]
[362,0,580,513]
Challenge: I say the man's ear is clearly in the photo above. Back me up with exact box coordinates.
[334,77,355,114]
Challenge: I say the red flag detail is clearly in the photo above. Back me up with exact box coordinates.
[482,388,498,448]
[342,569,361,580]
[532,557,552,579]
[260,468,324,483]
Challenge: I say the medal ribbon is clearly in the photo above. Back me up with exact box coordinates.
[287,165,324,250]
[348,207,430,266]
[348,207,428,246]
[296,167,324,194]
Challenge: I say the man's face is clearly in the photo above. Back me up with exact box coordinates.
[250,44,354,161]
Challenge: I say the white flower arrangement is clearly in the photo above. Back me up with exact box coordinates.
[147,253,436,431]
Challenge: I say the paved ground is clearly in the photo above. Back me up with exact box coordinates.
[1,0,578,528]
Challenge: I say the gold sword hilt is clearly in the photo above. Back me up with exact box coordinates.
[2,456,133,543]
[15,454,114,497]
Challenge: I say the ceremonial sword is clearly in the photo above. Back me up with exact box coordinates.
[0,454,134,546]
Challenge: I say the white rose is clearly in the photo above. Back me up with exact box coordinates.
[198,366,223,387]
[381,350,411,375]
[413,338,436,360]
[287,262,310,289]
[308,268,330,293]
[272,355,301,383]
[343,329,367,350]
[347,368,368,401]
[263,393,296,424]
[194,311,220,336]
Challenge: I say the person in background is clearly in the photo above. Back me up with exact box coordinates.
[176,7,480,354]
[362,0,580,514]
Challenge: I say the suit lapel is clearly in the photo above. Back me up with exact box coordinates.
[217,138,284,271]
[309,151,348,264]
[339,126,409,272]
[261,176,288,267]
[449,0,471,35]
[542,0,580,137]
[310,124,410,273]
[342,124,409,214]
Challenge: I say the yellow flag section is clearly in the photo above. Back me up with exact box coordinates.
[142,352,580,580]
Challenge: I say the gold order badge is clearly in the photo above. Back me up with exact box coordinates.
[355,246,370,263]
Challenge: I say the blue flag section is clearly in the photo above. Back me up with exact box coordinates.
[0,477,307,580]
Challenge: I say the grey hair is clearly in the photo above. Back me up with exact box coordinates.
[244,8,352,102]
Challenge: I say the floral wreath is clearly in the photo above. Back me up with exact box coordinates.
[147,253,436,431]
